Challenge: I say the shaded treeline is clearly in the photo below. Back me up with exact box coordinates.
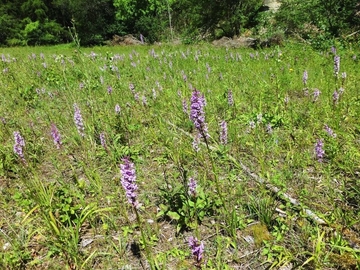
[0,0,359,46]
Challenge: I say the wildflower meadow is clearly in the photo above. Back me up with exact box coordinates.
[0,43,360,269]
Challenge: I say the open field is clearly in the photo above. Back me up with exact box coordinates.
[0,43,360,269]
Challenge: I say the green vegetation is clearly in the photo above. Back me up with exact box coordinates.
[0,0,359,46]
[0,42,359,269]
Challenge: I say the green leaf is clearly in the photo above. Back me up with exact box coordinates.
[167,211,180,220]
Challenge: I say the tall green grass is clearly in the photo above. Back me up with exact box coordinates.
[0,42,359,269]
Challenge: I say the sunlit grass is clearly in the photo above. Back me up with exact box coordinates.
[0,42,359,269]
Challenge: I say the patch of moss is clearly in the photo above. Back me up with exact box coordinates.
[247,223,273,247]
[329,253,359,270]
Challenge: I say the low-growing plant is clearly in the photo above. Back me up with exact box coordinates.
[157,183,215,233]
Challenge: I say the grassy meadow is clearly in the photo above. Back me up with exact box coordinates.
[0,42,360,269]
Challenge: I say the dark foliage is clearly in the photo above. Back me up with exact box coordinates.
[0,0,359,46]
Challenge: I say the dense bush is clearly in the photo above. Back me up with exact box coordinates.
[275,0,360,48]
[0,0,359,46]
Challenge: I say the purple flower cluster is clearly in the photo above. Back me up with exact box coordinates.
[192,134,200,152]
[315,139,325,162]
[142,95,147,106]
[331,46,336,55]
[181,70,187,82]
[115,104,121,114]
[73,103,85,137]
[302,70,308,85]
[324,124,336,138]
[182,99,189,115]
[220,120,228,145]
[284,95,290,105]
[313,88,321,102]
[51,124,62,149]
[188,178,197,196]
[129,83,135,94]
[266,123,273,134]
[190,89,208,139]
[334,55,340,77]
[333,90,339,104]
[100,132,107,149]
[120,157,139,208]
[13,131,25,161]
[227,90,234,106]
[188,236,204,263]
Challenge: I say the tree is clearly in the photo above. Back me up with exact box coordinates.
[172,0,263,40]
[275,0,360,39]
[113,0,175,42]
[68,0,118,45]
